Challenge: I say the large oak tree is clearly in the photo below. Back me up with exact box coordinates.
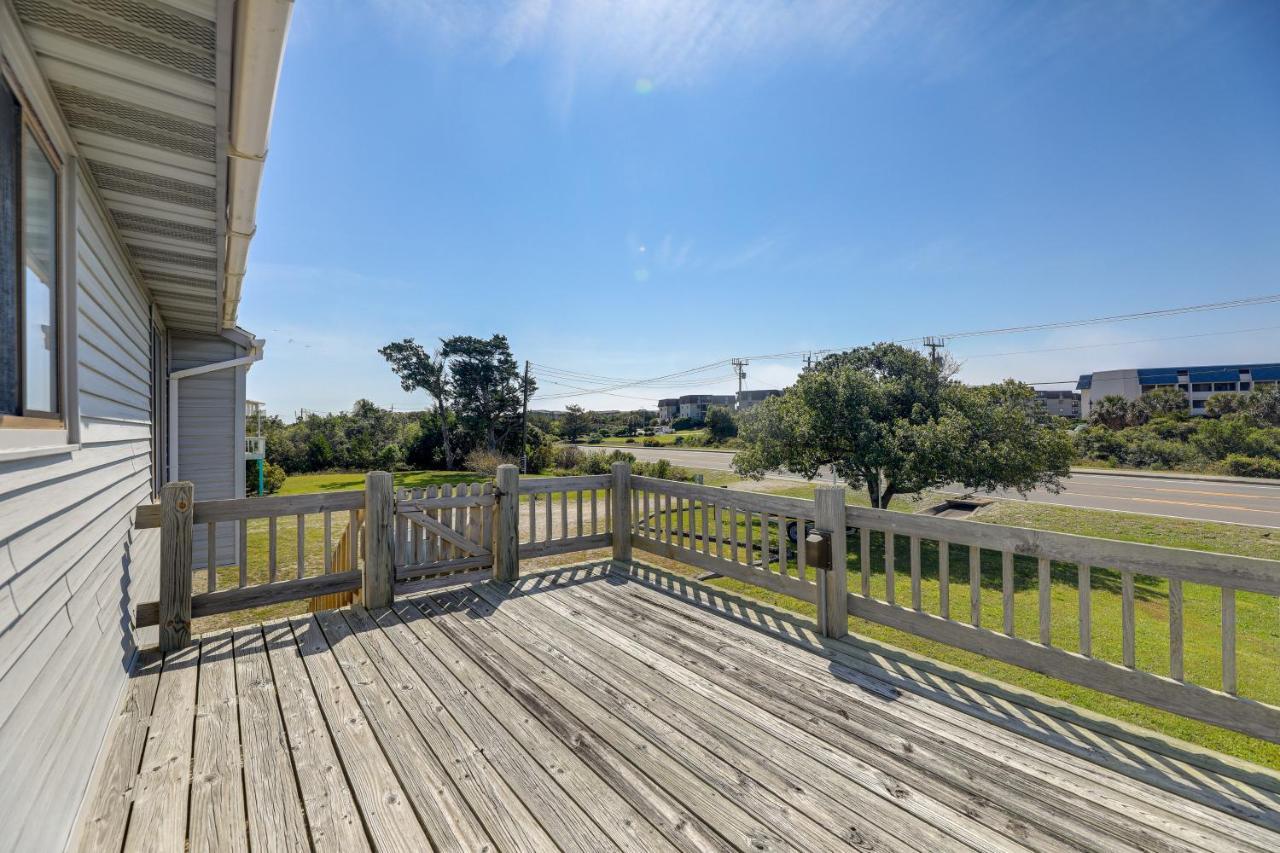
[733,343,1073,508]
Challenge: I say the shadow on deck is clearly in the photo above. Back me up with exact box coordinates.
[75,560,1280,852]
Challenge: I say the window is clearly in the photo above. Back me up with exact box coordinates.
[1192,399,1205,410]
[1240,382,1251,392]
[1,76,60,425]
[1192,383,1212,392]
[1213,382,1236,392]
[1178,384,1189,392]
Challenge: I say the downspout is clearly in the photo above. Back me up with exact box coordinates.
[167,340,264,483]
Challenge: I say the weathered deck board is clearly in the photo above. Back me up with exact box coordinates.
[76,562,1280,853]
[232,626,310,852]
[122,645,198,853]
[289,614,479,853]
[261,620,370,852]
[72,651,162,853]
[188,634,248,853]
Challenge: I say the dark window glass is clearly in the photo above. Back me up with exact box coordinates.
[1213,382,1235,392]
[1240,382,1251,391]
[1192,383,1212,392]
[0,81,18,415]
[1192,399,1205,409]
[22,129,57,415]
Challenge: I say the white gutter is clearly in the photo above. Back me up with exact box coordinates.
[168,339,265,483]
[222,0,294,329]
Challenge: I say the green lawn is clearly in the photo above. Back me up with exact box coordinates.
[596,429,711,447]
[277,469,483,494]
[644,487,1280,769]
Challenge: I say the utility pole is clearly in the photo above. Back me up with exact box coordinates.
[731,358,748,408]
[803,352,813,371]
[519,360,531,474]
[923,336,945,368]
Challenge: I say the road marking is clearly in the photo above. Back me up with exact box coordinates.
[1048,491,1280,516]
[1065,480,1280,501]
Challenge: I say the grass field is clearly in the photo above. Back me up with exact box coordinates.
[595,429,712,447]
[212,468,1278,767]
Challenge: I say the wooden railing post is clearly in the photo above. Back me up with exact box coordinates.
[814,485,848,639]
[159,481,194,653]
[611,461,632,563]
[494,464,520,582]
[362,471,394,608]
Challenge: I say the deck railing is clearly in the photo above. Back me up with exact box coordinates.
[136,462,1279,741]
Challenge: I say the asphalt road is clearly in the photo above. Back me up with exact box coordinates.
[579,444,1280,528]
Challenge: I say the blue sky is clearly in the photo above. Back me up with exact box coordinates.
[239,0,1280,416]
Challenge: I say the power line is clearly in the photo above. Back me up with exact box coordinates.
[529,291,1280,402]
[957,323,1280,360]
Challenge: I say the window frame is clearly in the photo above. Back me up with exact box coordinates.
[1,69,64,431]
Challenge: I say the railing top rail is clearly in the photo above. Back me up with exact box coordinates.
[135,489,365,530]
[844,503,1280,595]
[519,474,613,494]
[632,475,818,519]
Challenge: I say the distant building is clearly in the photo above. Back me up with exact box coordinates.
[677,394,736,423]
[657,398,680,423]
[1034,389,1080,419]
[736,389,782,410]
[1077,363,1280,417]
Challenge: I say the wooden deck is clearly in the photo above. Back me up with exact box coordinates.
[76,561,1280,852]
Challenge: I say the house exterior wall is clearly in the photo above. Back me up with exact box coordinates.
[0,169,159,852]
[1078,364,1280,417]
[170,332,250,570]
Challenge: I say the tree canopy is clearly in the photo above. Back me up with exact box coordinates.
[733,343,1073,508]
[378,338,455,468]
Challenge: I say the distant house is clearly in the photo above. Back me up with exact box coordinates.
[1035,389,1081,418]
[657,398,680,423]
[736,388,781,410]
[1077,363,1280,417]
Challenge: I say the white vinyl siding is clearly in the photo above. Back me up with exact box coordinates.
[0,173,158,852]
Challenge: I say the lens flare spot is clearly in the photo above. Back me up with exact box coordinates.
[634,78,654,95]
[634,268,650,282]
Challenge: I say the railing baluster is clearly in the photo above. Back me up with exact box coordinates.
[701,500,710,555]
[348,509,359,568]
[1222,588,1237,695]
[910,536,922,611]
[1002,550,1014,636]
[860,526,871,597]
[296,514,305,579]
[560,488,568,541]
[268,516,278,583]
[543,484,552,543]
[777,515,788,577]
[969,545,981,627]
[576,488,584,539]
[425,485,437,560]
[589,488,598,535]
[729,506,739,564]
[1169,578,1184,681]
[1038,557,1050,645]
[1078,564,1092,656]
[677,497,686,548]
[796,518,807,583]
[482,483,493,551]
[323,510,332,573]
[938,541,949,619]
[884,531,895,604]
[716,503,726,559]
[1121,570,1135,668]
[207,521,216,592]
[744,510,754,567]
[528,489,536,545]
[238,518,248,587]
[641,488,650,538]
[471,483,483,549]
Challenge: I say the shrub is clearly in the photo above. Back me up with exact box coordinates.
[586,432,604,444]
[1224,454,1280,479]
[246,460,287,495]
[1191,415,1255,460]
[553,444,583,470]
[643,438,661,447]
[672,435,685,446]
[625,437,636,443]
[464,448,518,476]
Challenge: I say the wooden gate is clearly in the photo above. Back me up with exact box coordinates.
[394,482,496,593]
